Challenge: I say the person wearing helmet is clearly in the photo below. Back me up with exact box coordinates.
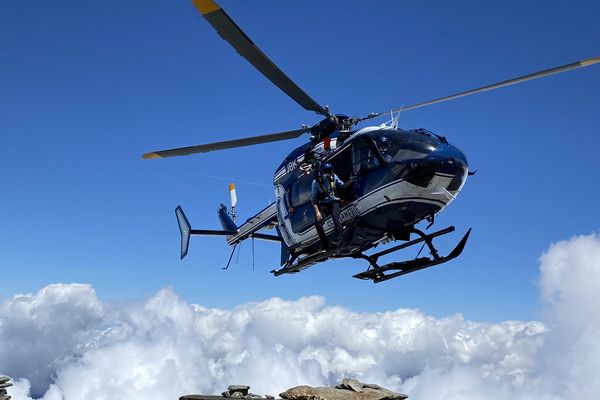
[378,136,394,163]
[311,162,349,250]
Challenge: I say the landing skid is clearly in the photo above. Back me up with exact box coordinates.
[271,226,471,282]
[271,248,335,276]
[353,227,471,283]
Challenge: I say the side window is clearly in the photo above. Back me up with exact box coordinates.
[288,172,315,207]
[352,137,381,176]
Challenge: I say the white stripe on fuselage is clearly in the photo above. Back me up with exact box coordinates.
[276,173,463,251]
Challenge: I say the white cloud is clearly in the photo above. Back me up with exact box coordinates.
[0,284,105,395]
[535,233,600,399]
[1,233,599,400]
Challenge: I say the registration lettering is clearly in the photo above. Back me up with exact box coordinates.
[325,204,359,229]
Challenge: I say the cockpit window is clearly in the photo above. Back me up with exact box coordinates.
[447,166,467,191]
[371,129,438,162]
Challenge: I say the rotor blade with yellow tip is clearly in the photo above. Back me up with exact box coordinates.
[142,127,309,159]
[192,0,328,117]
[378,55,600,115]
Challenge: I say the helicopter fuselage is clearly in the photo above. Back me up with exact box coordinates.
[273,126,469,257]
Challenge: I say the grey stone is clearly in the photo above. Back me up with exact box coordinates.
[0,384,12,390]
[0,377,9,385]
[337,378,363,392]
[228,385,250,393]
[362,383,383,390]
[222,391,245,398]
[223,385,250,398]
[265,395,275,400]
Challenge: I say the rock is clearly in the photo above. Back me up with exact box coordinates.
[221,384,264,399]
[362,383,383,391]
[222,384,249,398]
[281,380,408,400]
[0,376,12,400]
[222,392,245,398]
[336,378,363,392]
[228,386,250,393]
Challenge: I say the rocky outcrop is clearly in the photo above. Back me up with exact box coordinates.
[222,385,265,399]
[0,376,12,400]
[181,385,275,400]
[280,379,407,400]
[180,379,407,400]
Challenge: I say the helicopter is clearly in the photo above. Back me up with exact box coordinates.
[143,0,600,283]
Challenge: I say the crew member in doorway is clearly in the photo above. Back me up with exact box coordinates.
[311,162,352,250]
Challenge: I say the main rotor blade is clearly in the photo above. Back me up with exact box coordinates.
[193,0,329,117]
[143,127,308,159]
[383,55,600,114]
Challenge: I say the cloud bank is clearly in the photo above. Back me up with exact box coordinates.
[1,233,599,400]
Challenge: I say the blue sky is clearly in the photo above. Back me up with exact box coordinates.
[1,0,599,322]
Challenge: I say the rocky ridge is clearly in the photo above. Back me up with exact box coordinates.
[181,379,407,400]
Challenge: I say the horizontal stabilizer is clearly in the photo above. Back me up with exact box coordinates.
[192,229,238,236]
[175,205,282,260]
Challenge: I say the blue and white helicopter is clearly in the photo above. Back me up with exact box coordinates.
[143,0,599,283]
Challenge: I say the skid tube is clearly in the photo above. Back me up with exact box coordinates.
[352,226,471,283]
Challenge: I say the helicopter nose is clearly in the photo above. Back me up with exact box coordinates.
[433,145,469,192]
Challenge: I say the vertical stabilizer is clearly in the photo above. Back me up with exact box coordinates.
[175,206,191,259]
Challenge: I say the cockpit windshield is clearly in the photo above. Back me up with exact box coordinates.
[370,129,438,162]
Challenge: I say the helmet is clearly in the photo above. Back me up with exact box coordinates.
[321,162,333,174]
[379,136,391,151]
